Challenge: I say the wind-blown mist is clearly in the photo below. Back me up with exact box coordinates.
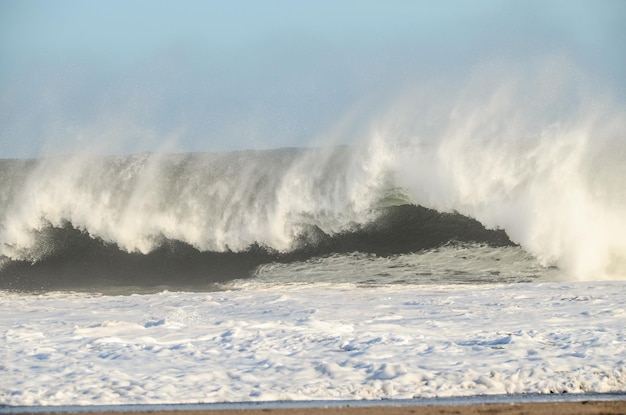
[1,60,624,284]
[388,63,626,279]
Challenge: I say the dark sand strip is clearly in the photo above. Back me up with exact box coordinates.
[11,401,626,415]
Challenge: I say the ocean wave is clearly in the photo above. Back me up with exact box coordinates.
[0,202,512,292]
[2,65,626,287]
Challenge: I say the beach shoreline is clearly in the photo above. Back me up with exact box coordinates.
[3,394,626,415]
[3,401,626,415]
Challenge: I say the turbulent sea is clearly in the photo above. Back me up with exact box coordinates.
[0,147,542,293]
[0,135,624,293]
[1,80,626,405]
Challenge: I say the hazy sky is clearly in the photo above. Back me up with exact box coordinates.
[1,0,624,157]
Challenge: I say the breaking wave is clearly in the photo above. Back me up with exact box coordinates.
[1,62,625,291]
[0,149,512,292]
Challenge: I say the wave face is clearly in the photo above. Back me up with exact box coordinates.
[1,64,625,292]
[0,149,513,292]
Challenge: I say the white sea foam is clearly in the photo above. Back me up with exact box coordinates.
[1,281,625,406]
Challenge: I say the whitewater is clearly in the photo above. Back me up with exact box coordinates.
[1,66,626,405]
[2,281,626,406]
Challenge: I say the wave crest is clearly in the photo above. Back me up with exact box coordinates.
[0,204,512,292]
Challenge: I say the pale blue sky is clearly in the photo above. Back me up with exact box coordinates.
[1,0,624,157]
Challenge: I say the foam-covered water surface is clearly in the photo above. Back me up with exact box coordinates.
[1,281,625,405]
[248,244,559,287]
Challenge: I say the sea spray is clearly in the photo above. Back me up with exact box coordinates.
[0,145,396,261]
[1,62,624,288]
[0,146,516,291]
[383,64,626,279]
